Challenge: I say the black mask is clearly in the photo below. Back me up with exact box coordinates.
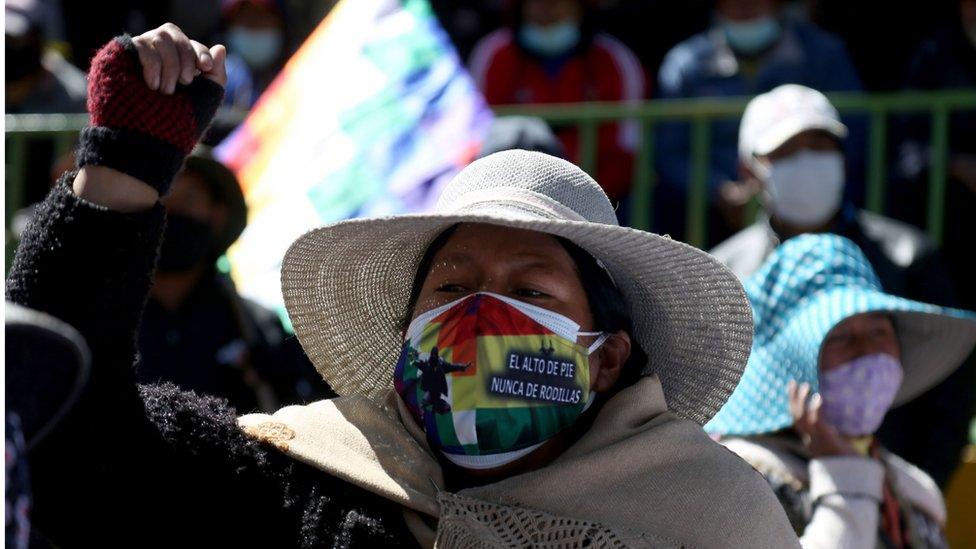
[158,214,214,273]
[5,36,43,84]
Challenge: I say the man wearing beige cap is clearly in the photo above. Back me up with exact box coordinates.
[711,83,971,489]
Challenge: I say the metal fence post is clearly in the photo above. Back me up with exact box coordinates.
[927,106,950,245]
[579,119,598,177]
[687,117,710,248]
[866,108,888,214]
[630,120,655,231]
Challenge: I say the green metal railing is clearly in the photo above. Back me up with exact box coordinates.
[5,113,89,267]
[496,90,976,248]
[5,91,975,258]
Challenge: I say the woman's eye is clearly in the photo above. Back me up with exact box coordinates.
[514,288,548,299]
[436,283,467,293]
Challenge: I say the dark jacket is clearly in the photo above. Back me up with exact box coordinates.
[6,175,419,548]
[138,270,329,414]
[710,205,972,486]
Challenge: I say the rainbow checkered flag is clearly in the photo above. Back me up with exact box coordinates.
[216,0,493,319]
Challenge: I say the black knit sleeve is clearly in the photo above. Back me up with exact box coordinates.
[5,174,417,547]
[3,176,299,544]
[7,173,164,414]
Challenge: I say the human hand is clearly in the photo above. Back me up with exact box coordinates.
[716,179,760,230]
[787,380,859,458]
[74,23,226,208]
[130,22,227,93]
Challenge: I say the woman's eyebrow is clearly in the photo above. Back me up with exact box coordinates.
[428,248,571,279]
[429,251,472,268]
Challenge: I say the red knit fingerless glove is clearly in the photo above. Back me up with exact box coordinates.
[76,34,224,194]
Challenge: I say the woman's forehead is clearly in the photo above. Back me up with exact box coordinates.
[429,224,573,269]
[830,312,893,334]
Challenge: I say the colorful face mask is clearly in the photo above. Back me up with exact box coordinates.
[819,353,903,436]
[394,292,606,470]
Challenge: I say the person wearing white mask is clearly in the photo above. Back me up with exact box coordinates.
[655,0,863,244]
[220,0,286,110]
[711,84,971,490]
[468,0,646,203]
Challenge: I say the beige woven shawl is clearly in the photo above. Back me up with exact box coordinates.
[239,376,797,548]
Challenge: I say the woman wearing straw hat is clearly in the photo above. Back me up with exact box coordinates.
[706,234,976,548]
[7,24,799,547]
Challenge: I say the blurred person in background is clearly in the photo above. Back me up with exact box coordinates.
[655,0,862,245]
[468,0,646,204]
[5,0,86,114]
[138,147,328,412]
[893,0,976,312]
[221,0,288,110]
[711,84,972,487]
[204,0,290,143]
[6,0,88,228]
[707,234,976,547]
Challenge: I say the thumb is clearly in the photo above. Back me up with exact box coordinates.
[205,44,227,88]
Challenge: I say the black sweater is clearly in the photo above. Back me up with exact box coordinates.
[6,175,418,547]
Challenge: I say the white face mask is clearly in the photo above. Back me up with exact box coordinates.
[519,21,581,57]
[757,150,845,227]
[228,26,283,70]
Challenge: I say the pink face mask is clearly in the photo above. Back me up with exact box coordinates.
[818,353,903,436]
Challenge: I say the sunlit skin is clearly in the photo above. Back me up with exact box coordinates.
[408,223,632,484]
[521,0,583,27]
[788,313,901,457]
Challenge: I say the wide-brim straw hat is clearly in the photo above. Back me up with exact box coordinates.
[705,234,976,436]
[281,150,754,424]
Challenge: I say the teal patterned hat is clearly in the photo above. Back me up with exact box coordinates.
[705,234,976,436]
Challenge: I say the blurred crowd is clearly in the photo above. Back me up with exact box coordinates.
[7,0,976,473]
[9,0,976,265]
[5,1,976,546]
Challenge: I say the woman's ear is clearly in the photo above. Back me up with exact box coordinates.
[591,330,631,392]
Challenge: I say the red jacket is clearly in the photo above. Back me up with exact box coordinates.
[469,29,647,200]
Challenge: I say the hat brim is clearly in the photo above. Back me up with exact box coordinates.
[281,208,754,425]
[885,308,976,405]
[751,116,848,158]
[706,286,976,436]
[808,289,976,406]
